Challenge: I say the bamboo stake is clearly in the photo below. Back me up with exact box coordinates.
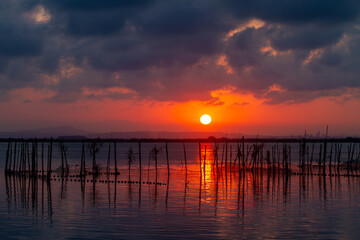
[199,142,202,176]
[8,142,12,173]
[41,143,44,176]
[323,125,328,172]
[13,142,17,173]
[225,141,228,171]
[203,145,206,179]
[138,142,142,179]
[318,144,322,174]
[5,140,10,173]
[114,141,118,174]
[183,143,187,173]
[107,143,111,175]
[80,141,86,176]
[166,142,170,176]
[242,137,245,171]
[229,145,232,172]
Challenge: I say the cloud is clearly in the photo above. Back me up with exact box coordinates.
[225,0,360,24]
[1,0,360,105]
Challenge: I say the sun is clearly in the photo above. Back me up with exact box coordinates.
[200,114,212,125]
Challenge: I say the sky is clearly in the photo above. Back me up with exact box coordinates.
[1,0,360,136]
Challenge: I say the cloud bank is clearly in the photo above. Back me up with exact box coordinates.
[1,0,360,104]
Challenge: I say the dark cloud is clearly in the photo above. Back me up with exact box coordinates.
[226,0,360,24]
[0,16,43,57]
[1,0,360,104]
[270,24,344,50]
[44,0,153,11]
[65,11,126,36]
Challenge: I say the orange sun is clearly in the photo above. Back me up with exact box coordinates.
[200,114,212,125]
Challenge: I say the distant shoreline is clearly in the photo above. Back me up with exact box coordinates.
[0,137,359,143]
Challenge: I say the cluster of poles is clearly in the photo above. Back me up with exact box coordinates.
[204,140,293,176]
[3,139,168,180]
[4,139,53,178]
[297,129,360,176]
[3,137,360,180]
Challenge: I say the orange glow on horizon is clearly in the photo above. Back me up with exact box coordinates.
[1,85,360,135]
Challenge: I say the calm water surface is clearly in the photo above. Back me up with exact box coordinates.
[1,142,360,239]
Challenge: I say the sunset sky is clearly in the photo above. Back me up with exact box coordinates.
[1,0,360,136]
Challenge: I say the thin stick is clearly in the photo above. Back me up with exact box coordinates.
[183,143,187,173]
[199,142,202,177]
[114,141,118,174]
[166,142,170,176]
[138,142,142,179]
[5,140,10,173]
[41,143,44,176]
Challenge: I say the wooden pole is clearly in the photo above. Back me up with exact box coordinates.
[288,145,292,171]
[8,142,12,173]
[225,141,228,171]
[237,143,241,173]
[32,141,36,177]
[199,142,202,177]
[16,142,20,173]
[166,142,170,176]
[155,145,158,176]
[21,142,25,173]
[35,140,38,176]
[26,142,30,173]
[13,142,17,173]
[183,143,187,173]
[48,138,53,179]
[242,137,245,171]
[203,145,206,179]
[61,143,64,176]
[41,143,44,176]
[114,141,118,174]
[46,144,49,175]
[319,144,322,174]
[229,145,232,172]
[107,143,111,175]
[138,142,142,178]
[5,140,10,173]
[80,141,85,176]
[323,125,328,174]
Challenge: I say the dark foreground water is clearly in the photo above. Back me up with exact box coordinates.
[1,142,360,239]
[1,169,360,239]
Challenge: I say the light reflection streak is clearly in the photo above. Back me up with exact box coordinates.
[3,166,360,225]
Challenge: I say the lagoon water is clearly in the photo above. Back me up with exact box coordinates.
[1,142,360,239]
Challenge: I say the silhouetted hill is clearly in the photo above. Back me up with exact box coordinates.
[0,126,249,139]
[1,125,330,139]
[0,126,89,138]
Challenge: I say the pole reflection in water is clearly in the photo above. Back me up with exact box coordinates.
[2,164,360,239]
